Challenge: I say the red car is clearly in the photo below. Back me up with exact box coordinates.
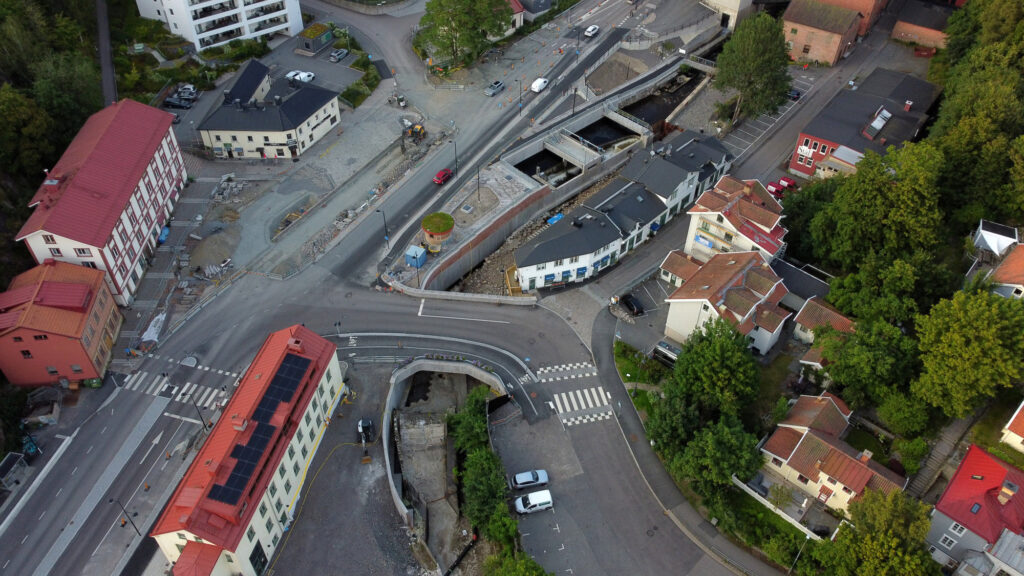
[779,176,798,189]
[433,168,452,184]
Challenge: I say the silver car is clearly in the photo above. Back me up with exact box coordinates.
[510,469,549,490]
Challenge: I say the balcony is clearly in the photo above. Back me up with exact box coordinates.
[192,1,238,22]
[198,26,243,47]
[250,17,287,34]
[245,2,284,21]
[243,0,279,7]
[195,15,241,35]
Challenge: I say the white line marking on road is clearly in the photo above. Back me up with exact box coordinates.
[163,413,202,425]
[38,511,45,521]
[144,376,165,395]
[3,559,9,569]
[568,392,579,412]
[417,300,510,323]
[71,466,77,476]
[21,535,28,545]
[55,488,62,497]
[86,445,93,455]
[418,299,425,315]
[582,388,593,408]
[140,431,164,464]
[554,394,564,414]
[100,426,106,435]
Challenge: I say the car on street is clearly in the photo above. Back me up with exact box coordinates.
[779,176,798,189]
[510,469,549,490]
[515,490,553,514]
[531,77,549,93]
[433,168,453,184]
[484,80,506,96]
[787,89,801,101]
[620,293,644,316]
[176,89,197,101]
[766,182,785,200]
[584,25,600,37]
[162,97,193,110]
[286,70,315,83]
[329,48,349,62]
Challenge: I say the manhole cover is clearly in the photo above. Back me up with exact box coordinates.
[530,392,537,398]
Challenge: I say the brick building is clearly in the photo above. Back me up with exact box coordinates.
[783,0,860,66]
[891,0,952,49]
[817,0,888,36]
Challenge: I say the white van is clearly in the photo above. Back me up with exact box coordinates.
[531,78,549,93]
[515,489,553,514]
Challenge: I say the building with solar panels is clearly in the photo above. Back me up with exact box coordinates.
[151,325,344,576]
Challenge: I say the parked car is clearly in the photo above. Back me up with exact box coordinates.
[329,48,349,62]
[530,77,549,93]
[787,89,801,102]
[484,80,506,96]
[514,490,553,514]
[584,25,600,37]
[286,70,315,83]
[766,182,785,200]
[620,293,644,316]
[510,469,549,490]
[179,84,196,93]
[163,97,193,110]
[176,89,197,101]
[779,176,798,189]
[433,168,453,184]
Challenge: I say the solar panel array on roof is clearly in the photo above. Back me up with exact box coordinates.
[208,354,312,505]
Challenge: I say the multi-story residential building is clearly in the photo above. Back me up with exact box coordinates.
[926,445,1024,574]
[792,296,855,372]
[151,325,345,576]
[16,99,187,307]
[761,393,908,513]
[0,260,121,387]
[663,251,791,355]
[134,0,302,51]
[621,130,733,216]
[787,68,940,179]
[200,60,340,160]
[684,175,787,263]
[783,0,860,66]
[1000,402,1024,454]
[659,249,703,288]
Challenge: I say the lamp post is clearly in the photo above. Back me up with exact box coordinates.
[375,209,390,250]
[576,28,581,66]
[449,139,458,175]
[572,87,578,116]
[110,498,141,536]
[185,392,208,429]
[515,79,522,118]
[476,163,481,203]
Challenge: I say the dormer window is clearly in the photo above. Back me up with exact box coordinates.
[970,503,981,514]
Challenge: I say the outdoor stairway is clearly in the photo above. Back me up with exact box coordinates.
[906,413,978,497]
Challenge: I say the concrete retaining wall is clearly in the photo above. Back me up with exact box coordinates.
[387,276,537,305]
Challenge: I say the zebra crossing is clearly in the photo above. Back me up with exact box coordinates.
[120,371,227,409]
[537,362,598,383]
[551,386,613,427]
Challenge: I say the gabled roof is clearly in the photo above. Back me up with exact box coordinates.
[666,251,765,302]
[200,83,338,133]
[780,393,851,436]
[689,176,788,255]
[620,154,690,200]
[663,131,732,173]
[784,0,860,35]
[152,326,337,550]
[224,59,270,104]
[16,99,175,247]
[173,541,223,576]
[0,260,106,339]
[659,250,702,283]
[763,426,804,460]
[935,445,1024,544]
[975,220,1019,257]
[1005,400,1024,439]
[777,428,906,496]
[992,245,1024,287]
[770,259,831,301]
[507,0,524,14]
[794,296,855,334]
[898,0,951,31]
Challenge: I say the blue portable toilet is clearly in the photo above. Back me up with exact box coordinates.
[405,245,426,268]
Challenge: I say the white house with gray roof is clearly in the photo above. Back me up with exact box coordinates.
[199,60,340,160]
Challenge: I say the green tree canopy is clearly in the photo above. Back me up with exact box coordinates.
[483,552,551,576]
[448,386,491,454]
[713,13,791,123]
[0,83,55,178]
[912,291,1024,417]
[818,320,919,409]
[31,52,103,137]
[877,390,930,437]
[675,415,761,495]
[419,0,512,65]
[780,176,840,263]
[461,448,508,530]
[827,254,921,325]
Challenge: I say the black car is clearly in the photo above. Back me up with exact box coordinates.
[620,293,644,316]
[163,97,193,109]
[787,89,802,102]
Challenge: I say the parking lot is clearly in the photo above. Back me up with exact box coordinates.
[615,273,674,355]
[718,72,817,161]
[258,45,366,94]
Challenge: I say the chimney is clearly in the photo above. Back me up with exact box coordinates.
[287,337,304,353]
[904,100,913,112]
[998,481,1019,505]
[859,450,873,463]
[743,181,754,195]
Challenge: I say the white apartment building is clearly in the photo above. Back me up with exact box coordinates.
[152,325,345,576]
[684,175,788,264]
[135,0,302,50]
[16,99,187,307]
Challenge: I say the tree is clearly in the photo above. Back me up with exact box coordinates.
[780,176,840,263]
[448,386,490,454]
[827,255,921,325]
[31,52,103,143]
[713,13,791,124]
[877,391,930,437]
[484,501,518,549]
[0,84,55,178]
[811,490,940,576]
[483,552,551,576]
[894,437,930,477]
[671,317,759,422]
[818,321,919,409]
[912,291,1024,418]
[419,0,512,66]
[675,416,761,495]
[978,0,1024,46]
[461,448,508,529]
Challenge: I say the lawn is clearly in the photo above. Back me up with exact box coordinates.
[629,389,658,422]
[970,388,1024,470]
[612,341,669,386]
[745,353,794,433]
[844,426,891,463]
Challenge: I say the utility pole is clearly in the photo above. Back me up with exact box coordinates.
[572,87,577,116]
[450,139,458,175]
[376,209,390,250]
[110,498,141,536]
[186,392,208,429]
[476,163,481,202]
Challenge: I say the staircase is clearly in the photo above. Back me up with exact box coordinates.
[906,413,979,497]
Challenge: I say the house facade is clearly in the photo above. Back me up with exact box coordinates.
[1001,401,1024,454]
[926,445,1024,574]
[684,175,787,263]
[761,393,907,513]
[17,99,187,307]
[152,325,345,576]
[134,0,303,51]
[788,68,940,179]
[0,261,121,387]
[663,251,791,355]
[783,0,860,66]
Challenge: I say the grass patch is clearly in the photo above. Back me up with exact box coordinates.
[844,426,891,462]
[613,341,669,386]
[340,51,382,107]
[970,388,1024,470]
[629,389,657,421]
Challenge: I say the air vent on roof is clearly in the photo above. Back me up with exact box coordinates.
[971,475,984,480]
[287,338,303,353]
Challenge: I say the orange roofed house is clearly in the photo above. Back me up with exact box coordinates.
[762,393,908,513]
[151,325,344,576]
[663,251,792,355]
[792,296,855,372]
[0,260,121,386]
[684,175,787,264]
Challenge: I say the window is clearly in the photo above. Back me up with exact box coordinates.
[802,44,811,54]
[536,263,546,271]
[277,148,285,156]
[259,502,268,517]
[569,256,579,264]
[811,142,819,152]
[950,523,966,536]
[826,477,836,485]
[169,8,173,13]
[43,234,56,244]
[81,262,97,269]
[293,462,300,476]
[231,136,238,142]
[771,457,783,467]
[269,483,277,497]
[34,335,48,341]
[284,479,292,493]
[971,503,982,514]
[288,446,295,459]
[803,138,810,147]
[21,350,32,359]
[265,517,273,532]
[110,245,120,258]
[118,264,128,277]
[797,155,806,165]
[275,499,282,513]
[215,135,222,142]
[301,445,308,459]
[797,474,809,485]
[178,533,187,541]
[842,486,853,495]
[325,369,332,383]
[554,259,564,266]
[247,136,254,142]
[939,535,956,550]
[12,337,22,342]
[195,537,203,543]
[49,248,62,257]
[716,214,724,223]
[74,248,92,257]
[305,413,312,426]
[272,534,280,547]
[128,212,137,226]
[723,233,733,242]
[46,366,58,375]
[71,365,83,373]
[264,136,270,143]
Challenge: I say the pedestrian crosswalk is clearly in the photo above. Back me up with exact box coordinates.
[551,386,613,427]
[120,371,228,410]
[537,362,597,383]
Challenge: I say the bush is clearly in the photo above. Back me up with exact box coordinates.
[894,437,930,477]
[612,341,668,385]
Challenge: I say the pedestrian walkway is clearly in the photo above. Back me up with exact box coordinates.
[536,362,598,382]
[552,386,613,427]
[907,413,978,498]
[119,371,228,410]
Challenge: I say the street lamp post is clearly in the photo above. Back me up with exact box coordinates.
[576,28,581,66]
[515,79,522,118]
[450,139,458,175]
[375,209,390,250]
[110,498,141,536]
[476,163,481,203]
[186,392,208,429]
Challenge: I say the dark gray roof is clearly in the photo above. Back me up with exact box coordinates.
[784,0,860,35]
[803,68,940,155]
[664,130,732,172]
[620,130,731,198]
[898,0,951,31]
[515,179,665,267]
[980,220,1018,240]
[226,60,270,104]
[200,84,338,132]
[770,259,830,301]
[620,155,689,199]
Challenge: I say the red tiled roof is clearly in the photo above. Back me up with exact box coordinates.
[691,175,784,230]
[753,302,791,333]
[151,325,337,550]
[936,445,1024,543]
[785,429,833,483]
[659,250,703,283]
[794,296,855,334]
[172,541,223,576]
[1005,400,1024,438]
[781,394,850,436]
[667,251,769,302]
[801,344,826,367]
[507,0,524,13]
[17,99,175,248]
[763,426,804,460]
[822,392,851,416]
[0,260,106,338]
[992,244,1024,287]
[788,430,906,495]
